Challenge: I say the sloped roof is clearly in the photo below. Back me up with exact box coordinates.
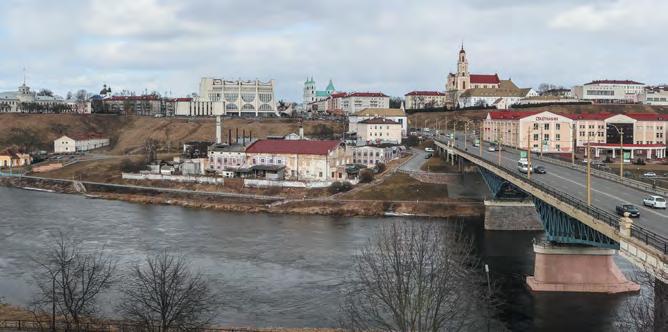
[470,74,500,84]
[498,80,519,90]
[460,88,529,98]
[405,91,446,96]
[626,113,667,121]
[246,139,341,156]
[487,111,540,120]
[347,92,388,98]
[359,117,400,125]
[326,79,335,91]
[355,108,406,117]
[564,113,614,120]
[60,133,107,141]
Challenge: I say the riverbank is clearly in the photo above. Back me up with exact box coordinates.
[0,176,484,218]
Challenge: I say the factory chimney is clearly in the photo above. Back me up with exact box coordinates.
[215,116,222,144]
[299,121,304,140]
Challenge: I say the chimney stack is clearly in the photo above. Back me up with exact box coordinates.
[215,116,222,144]
[242,129,246,146]
[228,129,232,145]
[299,121,304,140]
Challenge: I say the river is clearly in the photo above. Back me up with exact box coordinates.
[0,187,640,331]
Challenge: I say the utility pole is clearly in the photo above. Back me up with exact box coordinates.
[464,121,468,151]
[498,136,502,166]
[479,121,483,157]
[587,142,592,206]
[620,128,624,178]
[571,123,575,165]
[527,126,532,180]
[540,127,544,159]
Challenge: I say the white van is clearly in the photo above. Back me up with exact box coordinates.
[518,159,530,174]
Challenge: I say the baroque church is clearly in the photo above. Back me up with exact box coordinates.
[303,77,336,105]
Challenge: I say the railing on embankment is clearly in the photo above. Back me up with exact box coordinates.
[436,140,668,255]
[0,319,286,332]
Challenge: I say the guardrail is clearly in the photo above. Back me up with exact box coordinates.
[438,139,668,254]
[536,154,668,197]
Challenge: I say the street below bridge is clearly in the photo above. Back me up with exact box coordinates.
[438,133,668,236]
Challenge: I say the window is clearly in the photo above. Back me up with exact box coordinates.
[556,123,561,130]
[533,134,539,141]
[556,134,561,141]
[556,144,561,150]
[544,134,550,141]
[544,123,550,130]
[533,123,539,130]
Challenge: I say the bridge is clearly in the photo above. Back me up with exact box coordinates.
[434,133,668,324]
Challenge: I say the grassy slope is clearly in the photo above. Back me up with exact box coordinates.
[344,173,449,201]
[0,114,344,154]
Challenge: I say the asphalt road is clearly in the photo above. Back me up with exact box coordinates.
[438,134,668,236]
[400,148,430,171]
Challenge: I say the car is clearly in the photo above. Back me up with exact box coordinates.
[533,166,546,174]
[643,195,667,209]
[488,146,497,152]
[643,172,657,178]
[425,147,435,153]
[616,204,640,218]
[424,153,432,159]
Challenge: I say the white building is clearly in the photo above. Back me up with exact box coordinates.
[352,145,402,168]
[0,82,67,113]
[458,80,537,109]
[356,118,403,146]
[199,78,279,116]
[572,80,646,104]
[340,92,390,114]
[348,107,408,137]
[173,98,225,117]
[54,134,110,153]
[641,86,668,106]
[404,91,446,109]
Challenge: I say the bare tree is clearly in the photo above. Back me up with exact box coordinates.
[340,222,494,332]
[31,233,117,329]
[37,89,54,97]
[144,138,159,164]
[118,251,218,331]
[616,267,668,332]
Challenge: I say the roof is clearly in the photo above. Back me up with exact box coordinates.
[359,117,400,125]
[354,107,406,117]
[330,92,348,98]
[325,79,336,91]
[405,91,446,96]
[564,113,667,121]
[108,95,160,101]
[487,111,540,120]
[626,113,667,121]
[346,92,388,98]
[589,143,665,148]
[60,133,107,141]
[460,88,530,98]
[565,113,615,120]
[470,74,500,85]
[315,91,330,97]
[0,148,28,158]
[245,139,341,156]
[584,80,644,86]
[498,80,519,90]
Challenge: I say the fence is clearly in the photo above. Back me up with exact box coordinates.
[0,320,297,332]
[442,141,668,254]
[244,179,333,188]
[122,172,225,185]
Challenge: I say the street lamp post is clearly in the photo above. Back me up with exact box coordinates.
[608,124,625,178]
[586,142,592,206]
[571,123,576,165]
[527,126,532,180]
[479,121,484,157]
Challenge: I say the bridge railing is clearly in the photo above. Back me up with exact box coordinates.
[440,140,668,254]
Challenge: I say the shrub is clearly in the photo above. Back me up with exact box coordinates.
[119,159,145,173]
[376,163,387,173]
[404,135,419,147]
[359,169,374,183]
[329,181,353,194]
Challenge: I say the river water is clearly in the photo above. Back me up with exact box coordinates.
[0,187,640,331]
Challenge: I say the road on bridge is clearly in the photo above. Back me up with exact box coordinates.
[439,133,668,236]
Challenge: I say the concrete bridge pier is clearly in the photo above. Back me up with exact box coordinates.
[484,200,543,231]
[526,242,640,294]
[656,280,668,331]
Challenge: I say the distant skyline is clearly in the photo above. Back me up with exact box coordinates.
[0,0,666,101]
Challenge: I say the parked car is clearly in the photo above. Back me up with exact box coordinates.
[643,172,657,178]
[424,153,432,159]
[616,204,640,218]
[425,147,435,153]
[533,166,546,174]
[488,146,497,152]
[643,195,667,209]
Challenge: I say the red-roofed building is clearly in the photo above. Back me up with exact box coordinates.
[484,110,667,159]
[245,139,351,181]
[470,74,501,87]
[0,148,31,168]
[404,91,446,109]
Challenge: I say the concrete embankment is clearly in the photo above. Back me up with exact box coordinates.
[0,176,483,218]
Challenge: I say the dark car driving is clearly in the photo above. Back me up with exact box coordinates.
[532,166,546,174]
[615,204,640,218]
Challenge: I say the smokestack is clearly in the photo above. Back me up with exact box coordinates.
[228,129,232,145]
[249,131,252,142]
[299,122,304,140]
[242,129,246,146]
[215,116,222,144]
[236,128,239,144]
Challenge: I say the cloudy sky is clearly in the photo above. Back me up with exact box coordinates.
[0,0,666,101]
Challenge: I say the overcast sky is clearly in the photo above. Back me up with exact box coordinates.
[0,0,666,101]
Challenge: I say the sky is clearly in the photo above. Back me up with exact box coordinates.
[0,0,666,101]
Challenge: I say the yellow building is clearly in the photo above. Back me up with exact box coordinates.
[356,118,403,145]
[0,149,32,168]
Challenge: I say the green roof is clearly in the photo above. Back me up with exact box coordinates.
[315,90,330,97]
[326,79,335,92]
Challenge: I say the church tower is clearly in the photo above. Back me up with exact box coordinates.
[455,44,470,91]
[303,76,316,105]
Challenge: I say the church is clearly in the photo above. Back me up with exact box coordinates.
[303,77,336,106]
[445,45,535,109]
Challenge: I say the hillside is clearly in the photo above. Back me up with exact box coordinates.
[0,114,344,154]
[408,104,668,129]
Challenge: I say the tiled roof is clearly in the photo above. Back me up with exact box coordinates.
[346,92,388,98]
[626,113,667,121]
[330,92,348,98]
[245,139,341,156]
[487,111,540,120]
[404,91,445,96]
[584,80,644,85]
[470,74,500,84]
[354,108,406,117]
[565,113,614,120]
[359,117,400,125]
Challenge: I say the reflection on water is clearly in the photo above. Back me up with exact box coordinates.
[0,187,637,330]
